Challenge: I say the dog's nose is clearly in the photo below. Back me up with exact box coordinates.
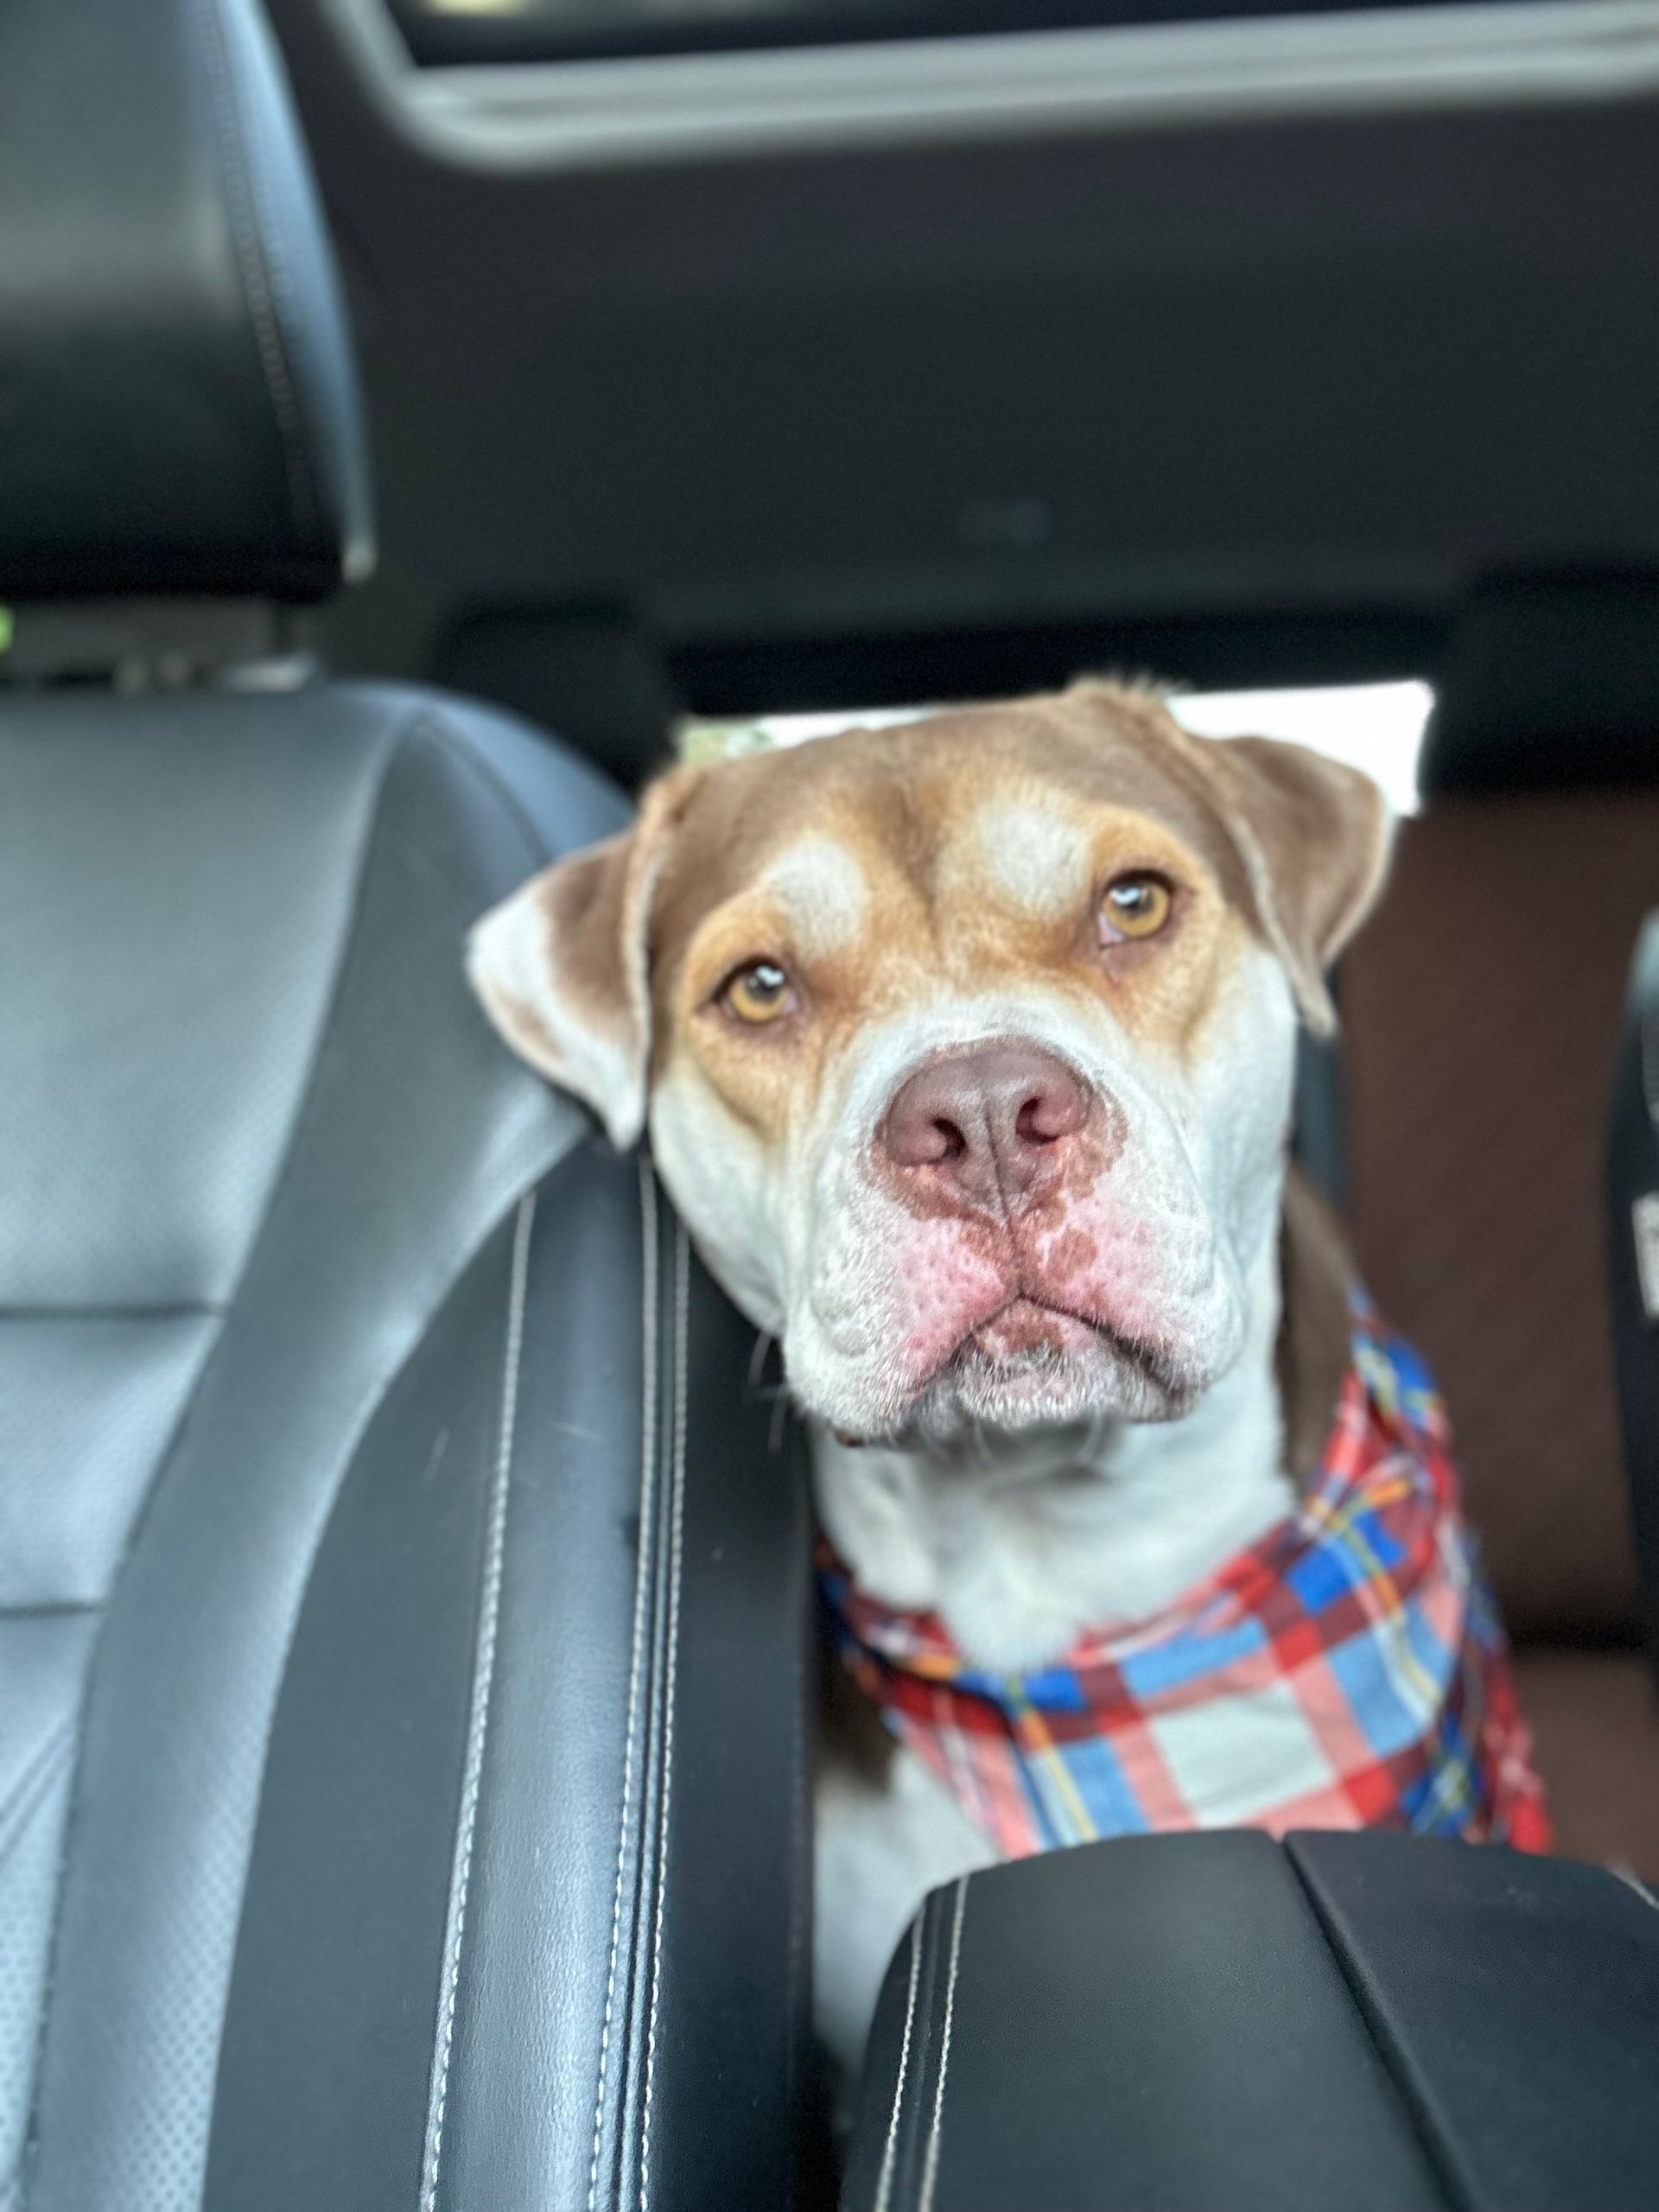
[880,1041,1093,1209]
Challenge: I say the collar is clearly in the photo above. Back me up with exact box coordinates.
[821,1294,1552,1856]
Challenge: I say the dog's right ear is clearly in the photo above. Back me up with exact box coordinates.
[467,770,695,1149]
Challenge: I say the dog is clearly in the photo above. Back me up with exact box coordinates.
[467,679,1549,2075]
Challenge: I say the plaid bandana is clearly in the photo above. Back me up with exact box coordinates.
[822,1296,1552,1858]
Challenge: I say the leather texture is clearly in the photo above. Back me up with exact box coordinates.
[845,1831,1659,2212]
[1287,1832,1659,2212]
[0,0,372,601]
[0,685,810,2212]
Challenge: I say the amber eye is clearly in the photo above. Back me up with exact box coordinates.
[721,959,798,1025]
[1099,872,1173,943]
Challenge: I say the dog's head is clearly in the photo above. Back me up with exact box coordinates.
[469,683,1389,1443]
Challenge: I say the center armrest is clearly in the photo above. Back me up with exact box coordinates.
[842,1830,1659,2212]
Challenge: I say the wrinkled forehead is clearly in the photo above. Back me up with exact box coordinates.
[649,702,1251,980]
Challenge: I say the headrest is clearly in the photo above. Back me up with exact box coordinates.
[0,0,372,603]
[1420,572,1659,798]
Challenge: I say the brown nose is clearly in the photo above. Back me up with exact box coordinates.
[880,1041,1093,1211]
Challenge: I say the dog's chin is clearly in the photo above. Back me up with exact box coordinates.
[899,1302,1200,1441]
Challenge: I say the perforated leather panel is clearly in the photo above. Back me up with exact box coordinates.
[0,696,390,2207]
[0,687,616,2212]
[2,683,811,2212]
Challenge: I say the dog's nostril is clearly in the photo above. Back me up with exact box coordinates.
[1016,1095,1057,1147]
[931,1116,968,1162]
[881,1042,1093,1182]
[1016,1086,1085,1147]
[902,1115,969,1167]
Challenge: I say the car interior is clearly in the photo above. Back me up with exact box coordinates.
[1,1,1656,2208]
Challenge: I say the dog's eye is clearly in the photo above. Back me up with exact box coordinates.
[1099,872,1173,943]
[721,959,798,1025]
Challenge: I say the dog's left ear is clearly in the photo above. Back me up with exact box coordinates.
[466,768,697,1148]
[1205,736,1393,1035]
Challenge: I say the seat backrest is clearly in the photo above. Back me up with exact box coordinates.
[1341,690,1659,1643]
[0,0,370,600]
[0,690,813,2212]
[0,6,813,2209]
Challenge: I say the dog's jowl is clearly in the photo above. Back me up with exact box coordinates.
[467,680,1551,2073]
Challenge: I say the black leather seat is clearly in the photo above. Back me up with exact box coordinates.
[844,1832,1659,2212]
[0,7,810,2210]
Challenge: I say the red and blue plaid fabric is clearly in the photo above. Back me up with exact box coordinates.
[822,1295,1552,1858]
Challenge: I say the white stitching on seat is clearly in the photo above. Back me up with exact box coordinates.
[588,1161,662,2211]
[918,1877,969,2212]
[874,1916,925,2212]
[639,1224,690,2212]
[419,1190,537,2212]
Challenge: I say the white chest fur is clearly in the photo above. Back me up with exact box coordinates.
[810,1246,1295,2074]
[811,1243,1293,1672]
[814,1745,996,2081]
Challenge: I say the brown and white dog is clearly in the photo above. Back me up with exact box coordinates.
[467,680,1390,2069]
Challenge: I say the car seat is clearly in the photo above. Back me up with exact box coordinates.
[1339,572,1659,1874]
[0,4,812,2209]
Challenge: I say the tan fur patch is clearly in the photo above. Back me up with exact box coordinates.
[647,695,1289,1146]
[475,680,1389,1156]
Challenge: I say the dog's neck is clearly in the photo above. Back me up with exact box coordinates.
[811,1205,1331,1675]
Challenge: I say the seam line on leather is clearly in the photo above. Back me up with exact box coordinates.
[45,706,413,1638]
[874,1916,925,2212]
[420,1190,536,2212]
[1282,1840,1471,2211]
[12,711,412,2211]
[639,1221,690,2212]
[918,1877,969,2212]
[588,1159,662,2212]
[184,0,318,539]
[0,1725,75,1875]
[410,702,626,874]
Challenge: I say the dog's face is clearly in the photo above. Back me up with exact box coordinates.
[469,683,1389,1444]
